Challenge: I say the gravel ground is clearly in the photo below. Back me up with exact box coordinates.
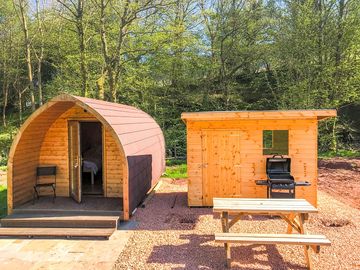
[318,158,360,210]
[114,178,360,270]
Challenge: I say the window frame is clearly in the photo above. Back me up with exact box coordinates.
[262,130,289,155]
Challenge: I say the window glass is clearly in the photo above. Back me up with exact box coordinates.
[263,130,289,155]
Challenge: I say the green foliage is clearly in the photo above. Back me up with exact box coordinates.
[319,149,360,159]
[164,163,187,179]
[0,120,18,167]
[166,159,186,166]
[0,0,359,159]
[0,185,7,218]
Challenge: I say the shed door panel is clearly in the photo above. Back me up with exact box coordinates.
[202,130,242,206]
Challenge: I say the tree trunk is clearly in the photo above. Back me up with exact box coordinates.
[18,90,23,124]
[332,117,338,154]
[1,38,9,127]
[16,0,36,111]
[2,75,9,127]
[96,70,106,100]
[36,0,44,106]
[77,21,88,97]
[56,0,88,97]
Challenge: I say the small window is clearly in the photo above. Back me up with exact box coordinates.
[263,130,289,155]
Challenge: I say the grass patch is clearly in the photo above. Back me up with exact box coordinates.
[0,185,7,218]
[164,160,187,179]
[0,123,18,168]
[319,149,360,159]
[166,158,186,166]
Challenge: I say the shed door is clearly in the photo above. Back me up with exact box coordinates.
[202,130,242,206]
[68,120,81,203]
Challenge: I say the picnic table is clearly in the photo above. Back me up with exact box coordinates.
[213,198,330,269]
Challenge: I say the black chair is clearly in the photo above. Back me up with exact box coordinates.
[33,166,57,203]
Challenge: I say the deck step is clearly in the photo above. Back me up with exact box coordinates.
[0,227,115,239]
[13,208,123,217]
[1,214,119,228]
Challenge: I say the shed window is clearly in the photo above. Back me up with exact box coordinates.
[263,130,289,155]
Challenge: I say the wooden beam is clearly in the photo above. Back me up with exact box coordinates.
[181,109,337,122]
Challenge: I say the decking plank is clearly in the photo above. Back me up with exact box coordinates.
[1,214,120,228]
[0,227,115,238]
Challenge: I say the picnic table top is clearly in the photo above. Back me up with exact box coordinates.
[213,198,318,214]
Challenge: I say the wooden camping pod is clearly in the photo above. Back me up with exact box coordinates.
[181,110,337,207]
[7,94,165,220]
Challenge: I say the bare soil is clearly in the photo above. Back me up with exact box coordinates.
[114,173,360,270]
[318,158,360,210]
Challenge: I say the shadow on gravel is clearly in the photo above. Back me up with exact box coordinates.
[147,233,307,270]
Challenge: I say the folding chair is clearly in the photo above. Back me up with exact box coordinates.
[33,165,57,203]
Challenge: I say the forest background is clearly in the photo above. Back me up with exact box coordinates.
[1,0,360,169]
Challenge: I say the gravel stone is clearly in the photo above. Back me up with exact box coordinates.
[114,178,360,270]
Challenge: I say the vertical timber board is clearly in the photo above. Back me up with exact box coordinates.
[201,130,208,205]
[202,130,242,206]
[187,118,319,207]
[187,122,203,206]
[39,105,96,196]
[39,105,124,199]
[7,159,13,214]
[104,127,123,197]
[288,120,318,206]
[102,126,107,197]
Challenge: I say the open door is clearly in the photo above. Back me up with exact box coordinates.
[68,120,81,203]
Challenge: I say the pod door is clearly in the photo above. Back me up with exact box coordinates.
[68,120,81,203]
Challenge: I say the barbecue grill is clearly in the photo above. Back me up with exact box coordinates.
[256,155,310,198]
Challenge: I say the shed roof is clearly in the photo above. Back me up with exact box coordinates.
[181,109,337,122]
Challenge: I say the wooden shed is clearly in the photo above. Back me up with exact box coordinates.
[7,93,165,220]
[181,110,337,207]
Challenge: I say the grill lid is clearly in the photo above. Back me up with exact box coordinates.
[266,154,291,174]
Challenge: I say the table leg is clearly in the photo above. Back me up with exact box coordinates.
[298,213,312,270]
[221,211,231,267]
[286,213,295,234]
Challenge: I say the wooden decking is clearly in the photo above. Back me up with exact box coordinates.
[0,212,120,239]
[0,197,122,239]
[1,213,119,228]
[0,227,115,239]
[16,196,123,212]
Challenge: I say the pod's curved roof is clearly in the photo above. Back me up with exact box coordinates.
[8,93,165,183]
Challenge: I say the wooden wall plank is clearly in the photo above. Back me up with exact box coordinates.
[186,119,319,207]
[10,104,124,205]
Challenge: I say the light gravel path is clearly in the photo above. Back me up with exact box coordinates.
[0,228,132,270]
[114,178,360,270]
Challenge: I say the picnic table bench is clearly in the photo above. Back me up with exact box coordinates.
[213,198,331,269]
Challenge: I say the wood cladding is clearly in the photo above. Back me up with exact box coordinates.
[184,118,323,207]
[10,102,74,207]
[9,94,166,221]
[11,104,124,207]
[39,105,123,198]
[8,94,165,220]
